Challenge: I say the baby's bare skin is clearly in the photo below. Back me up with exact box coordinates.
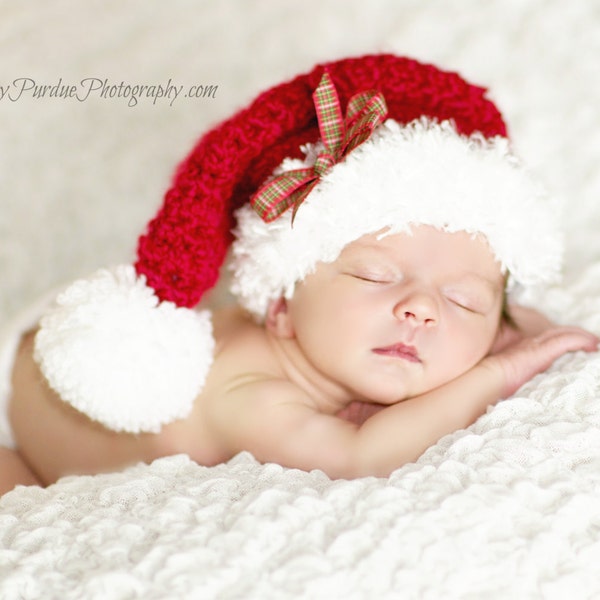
[8,307,252,485]
[4,228,599,488]
[8,308,595,486]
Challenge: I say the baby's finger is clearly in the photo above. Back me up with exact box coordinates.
[537,327,599,354]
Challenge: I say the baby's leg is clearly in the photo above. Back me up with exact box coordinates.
[0,293,55,457]
[0,315,34,496]
[0,446,41,495]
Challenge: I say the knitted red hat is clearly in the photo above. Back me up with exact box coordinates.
[34,54,562,433]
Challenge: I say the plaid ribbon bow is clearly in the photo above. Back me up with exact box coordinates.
[250,70,389,223]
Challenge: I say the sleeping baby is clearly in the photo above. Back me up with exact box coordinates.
[1,54,597,493]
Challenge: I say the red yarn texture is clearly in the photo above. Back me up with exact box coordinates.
[135,54,507,308]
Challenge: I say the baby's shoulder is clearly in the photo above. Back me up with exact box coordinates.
[202,306,313,407]
[201,305,283,395]
[210,305,273,364]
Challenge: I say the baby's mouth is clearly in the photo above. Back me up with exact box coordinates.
[372,343,421,363]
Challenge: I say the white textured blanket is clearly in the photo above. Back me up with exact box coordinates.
[1,1,600,598]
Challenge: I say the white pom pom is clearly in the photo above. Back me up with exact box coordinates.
[34,265,215,433]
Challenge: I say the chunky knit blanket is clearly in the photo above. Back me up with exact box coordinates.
[1,1,599,598]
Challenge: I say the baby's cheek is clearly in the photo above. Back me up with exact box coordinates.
[445,322,494,371]
[466,322,499,363]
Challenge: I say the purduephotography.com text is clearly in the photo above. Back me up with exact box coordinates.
[0,77,218,107]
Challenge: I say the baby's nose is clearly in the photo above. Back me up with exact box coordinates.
[393,291,438,327]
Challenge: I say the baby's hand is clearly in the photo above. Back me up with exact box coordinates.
[336,401,385,425]
[490,304,555,353]
[483,325,599,397]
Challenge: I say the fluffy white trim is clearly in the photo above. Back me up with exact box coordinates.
[34,265,214,433]
[231,119,564,318]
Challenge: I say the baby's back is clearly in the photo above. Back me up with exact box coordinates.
[8,307,276,485]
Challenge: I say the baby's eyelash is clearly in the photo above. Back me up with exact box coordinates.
[346,272,392,284]
[445,294,480,313]
[451,299,476,312]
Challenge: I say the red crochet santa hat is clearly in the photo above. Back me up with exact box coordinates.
[33,54,563,433]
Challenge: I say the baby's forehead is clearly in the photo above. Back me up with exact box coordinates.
[340,226,483,253]
[337,227,505,287]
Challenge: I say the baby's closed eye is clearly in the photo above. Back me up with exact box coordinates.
[342,261,402,285]
[345,271,394,284]
[443,287,494,314]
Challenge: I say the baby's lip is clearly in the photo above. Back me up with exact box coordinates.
[372,343,421,363]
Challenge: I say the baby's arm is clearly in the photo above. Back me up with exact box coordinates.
[213,324,597,479]
[341,325,595,475]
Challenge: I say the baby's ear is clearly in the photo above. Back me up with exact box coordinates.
[265,297,295,338]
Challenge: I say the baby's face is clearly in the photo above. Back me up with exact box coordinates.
[286,225,505,404]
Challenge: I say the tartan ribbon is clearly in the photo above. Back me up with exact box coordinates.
[250,70,389,223]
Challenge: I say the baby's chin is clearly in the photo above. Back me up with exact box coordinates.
[351,369,462,404]
[348,379,417,405]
